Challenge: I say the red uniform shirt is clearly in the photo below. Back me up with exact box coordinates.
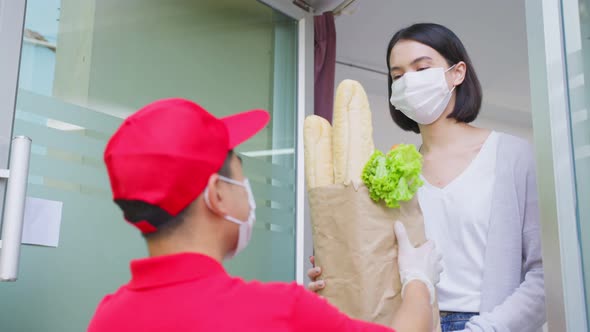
[88,253,395,332]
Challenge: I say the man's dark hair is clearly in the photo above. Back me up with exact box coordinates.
[115,150,235,239]
[386,23,483,133]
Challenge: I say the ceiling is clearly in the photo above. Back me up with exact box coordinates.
[275,0,534,126]
[305,0,346,12]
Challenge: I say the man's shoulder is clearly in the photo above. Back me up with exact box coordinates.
[240,279,304,298]
[87,285,129,331]
[89,278,310,331]
[93,285,126,307]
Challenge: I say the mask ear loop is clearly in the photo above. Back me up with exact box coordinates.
[243,179,256,209]
[218,175,244,187]
[446,63,460,93]
[445,63,458,72]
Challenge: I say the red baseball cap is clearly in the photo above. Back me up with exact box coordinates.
[104,98,270,233]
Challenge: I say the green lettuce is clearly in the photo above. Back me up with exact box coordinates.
[361,144,424,208]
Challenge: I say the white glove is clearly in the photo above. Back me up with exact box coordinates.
[394,221,443,305]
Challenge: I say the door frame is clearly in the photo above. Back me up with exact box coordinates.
[257,0,314,284]
[526,0,589,330]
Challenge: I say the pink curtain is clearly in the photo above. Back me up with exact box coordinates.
[314,12,336,123]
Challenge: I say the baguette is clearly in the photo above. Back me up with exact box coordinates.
[332,80,375,185]
[304,115,335,189]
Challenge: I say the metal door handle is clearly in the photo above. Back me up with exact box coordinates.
[0,136,31,281]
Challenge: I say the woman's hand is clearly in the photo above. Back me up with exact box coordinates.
[306,256,325,292]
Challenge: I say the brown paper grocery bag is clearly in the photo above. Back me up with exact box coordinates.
[309,183,441,331]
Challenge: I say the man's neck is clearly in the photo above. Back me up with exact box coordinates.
[146,235,226,263]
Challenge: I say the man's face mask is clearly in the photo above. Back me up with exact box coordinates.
[204,176,256,260]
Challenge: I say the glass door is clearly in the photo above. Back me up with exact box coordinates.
[0,0,301,330]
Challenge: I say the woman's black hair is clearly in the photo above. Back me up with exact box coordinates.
[386,23,482,133]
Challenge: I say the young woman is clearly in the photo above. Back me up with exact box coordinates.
[308,23,546,332]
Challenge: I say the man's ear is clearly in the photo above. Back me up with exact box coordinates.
[205,174,228,217]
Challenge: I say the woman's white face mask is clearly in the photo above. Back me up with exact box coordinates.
[389,65,456,125]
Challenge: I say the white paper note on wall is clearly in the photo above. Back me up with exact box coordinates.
[21,197,63,247]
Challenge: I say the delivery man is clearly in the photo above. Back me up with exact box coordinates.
[88,98,443,332]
